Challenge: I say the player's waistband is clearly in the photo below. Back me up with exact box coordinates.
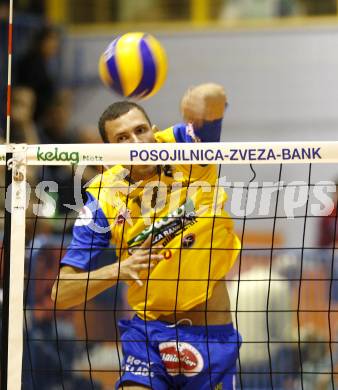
[133,315,235,336]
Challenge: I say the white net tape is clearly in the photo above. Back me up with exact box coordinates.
[1,141,338,166]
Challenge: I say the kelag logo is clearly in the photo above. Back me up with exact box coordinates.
[37,147,79,164]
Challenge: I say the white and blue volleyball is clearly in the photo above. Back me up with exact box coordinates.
[99,32,168,99]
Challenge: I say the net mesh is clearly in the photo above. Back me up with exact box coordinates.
[13,154,337,390]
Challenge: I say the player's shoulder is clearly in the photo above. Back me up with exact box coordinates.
[154,125,182,143]
[155,123,203,143]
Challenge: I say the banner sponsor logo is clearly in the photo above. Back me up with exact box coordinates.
[37,147,79,164]
[130,147,323,163]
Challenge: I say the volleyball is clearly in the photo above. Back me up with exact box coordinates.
[98,32,168,99]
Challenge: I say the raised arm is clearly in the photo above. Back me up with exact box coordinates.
[155,83,227,143]
[181,82,227,129]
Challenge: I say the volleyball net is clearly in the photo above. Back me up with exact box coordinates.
[1,141,338,390]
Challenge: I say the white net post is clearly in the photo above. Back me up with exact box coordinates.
[2,145,27,390]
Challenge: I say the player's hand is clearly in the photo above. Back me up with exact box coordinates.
[119,236,164,286]
[181,83,228,128]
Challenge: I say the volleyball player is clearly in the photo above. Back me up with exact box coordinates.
[51,83,242,390]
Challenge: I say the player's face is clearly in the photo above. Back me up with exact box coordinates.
[105,108,157,179]
[104,108,155,144]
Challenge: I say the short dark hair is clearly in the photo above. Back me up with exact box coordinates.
[98,101,151,143]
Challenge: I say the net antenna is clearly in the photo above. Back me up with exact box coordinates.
[1,2,26,390]
[5,0,13,144]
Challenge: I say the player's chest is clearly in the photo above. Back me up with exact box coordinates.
[111,177,191,246]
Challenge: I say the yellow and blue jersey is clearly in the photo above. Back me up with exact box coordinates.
[61,122,241,320]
